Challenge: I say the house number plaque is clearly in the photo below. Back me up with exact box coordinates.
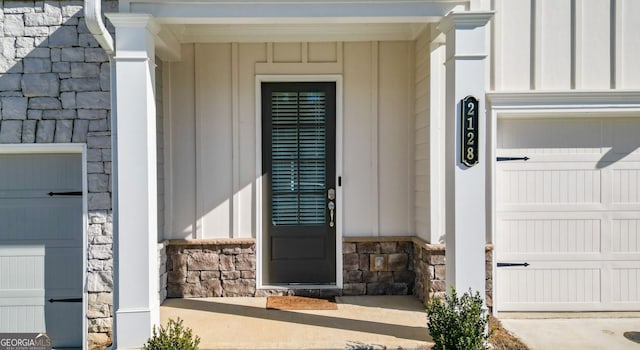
[461,96,479,167]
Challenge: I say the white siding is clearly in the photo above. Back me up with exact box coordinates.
[414,29,430,240]
[156,58,165,241]
[166,41,416,239]
[617,0,640,88]
[493,0,640,90]
[167,44,197,240]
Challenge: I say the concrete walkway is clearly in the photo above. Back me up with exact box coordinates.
[160,295,432,350]
[500,315,640,350]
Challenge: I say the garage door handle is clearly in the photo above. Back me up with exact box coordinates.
[496,156,529,162]
[48,298,82,303]
[497,262,529,267]
[48,191,82,196]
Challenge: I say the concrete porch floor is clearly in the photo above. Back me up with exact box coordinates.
[160,295,433,350]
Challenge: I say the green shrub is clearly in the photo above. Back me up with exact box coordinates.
[426,287,489,350]
[143,318,201,350]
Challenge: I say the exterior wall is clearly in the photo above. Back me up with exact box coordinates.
[166,239,257,297]
[413,242,493,309]
[492,0,640,91]
[165,41,416,240]
[342,238,415,296]
[414,28,430,242]
[156,57,165,241]
[0,2,117,349]
[165,238,415,298]
[163,237,493,307]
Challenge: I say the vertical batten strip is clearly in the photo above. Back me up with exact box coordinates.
[614,0,622,88]
[371,41,380,236]
[302,42,308,63]
[162,62,173,238]
[194,43,204,239]
[530,0,537,90]
[610,0,616,89]
[490,0,499,90]
[570,0,576,89]
[267,42,273,64]
[407,41,416,234]
[232,43,240,238]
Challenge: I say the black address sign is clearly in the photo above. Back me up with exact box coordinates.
[461,96,479,167]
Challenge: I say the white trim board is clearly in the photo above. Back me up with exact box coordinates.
[0,143,88,350]
[487,90,640,116]
[255,75,344,290]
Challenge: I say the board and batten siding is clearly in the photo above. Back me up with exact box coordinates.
[165,41,416,240]
[414,28,431,242]
[493,0,640,90]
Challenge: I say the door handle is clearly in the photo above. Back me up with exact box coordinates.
[328,201,335,227]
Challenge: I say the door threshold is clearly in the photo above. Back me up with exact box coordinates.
[259,284,340,290]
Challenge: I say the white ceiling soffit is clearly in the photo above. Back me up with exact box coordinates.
[170,23,429,43]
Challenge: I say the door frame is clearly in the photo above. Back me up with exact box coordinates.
[0,143,88,349]
[255,75,343,290]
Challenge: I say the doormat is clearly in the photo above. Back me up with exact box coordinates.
[624,331,640,344]
[266,296,338,310]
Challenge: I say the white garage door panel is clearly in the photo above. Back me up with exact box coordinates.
[498,264,603,310]
[496,117,640,311]
[0,247,45,332]
[0,200,80,241]
[611,266,640,302]
[0,153,82,347]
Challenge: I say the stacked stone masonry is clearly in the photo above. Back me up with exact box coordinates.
[342,240,415,296]
[0,2,117,349]
[165,239,494,311]
[412,241,494,309]
[166,241,259,298]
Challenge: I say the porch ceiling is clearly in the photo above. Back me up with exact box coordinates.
[118,1,466,61]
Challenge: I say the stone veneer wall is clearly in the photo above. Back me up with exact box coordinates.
[165,238,417,298]
[165,238,494,310]
[413,240,494,309]
[0,2,117,349]
[166,239,258,297]
[158,241,168,303]
[342,239,415,296]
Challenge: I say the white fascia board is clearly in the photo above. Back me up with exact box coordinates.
[121,1,467,24]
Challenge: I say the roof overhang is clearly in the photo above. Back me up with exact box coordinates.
[113,0,469,61]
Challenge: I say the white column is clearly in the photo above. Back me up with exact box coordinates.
[107,13,160,348]
[439,11,493,296]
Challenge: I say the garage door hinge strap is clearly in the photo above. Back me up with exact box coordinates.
[497,262,530,267]
[48,191,82,196]
[496,156,530,162]
[48,298,82,303]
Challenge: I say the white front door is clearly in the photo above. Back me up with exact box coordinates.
[496,117,640,311]
[0,153,83,348]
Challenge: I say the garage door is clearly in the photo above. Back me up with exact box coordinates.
[0,153,83,348]
[496,118,640,311]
